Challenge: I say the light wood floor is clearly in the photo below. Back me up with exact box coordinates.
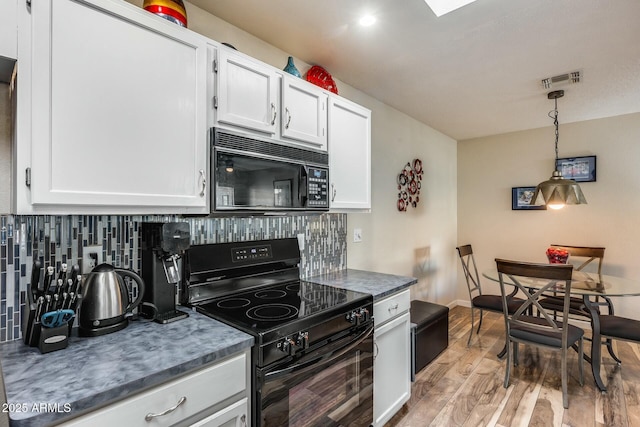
[386,306,640,427]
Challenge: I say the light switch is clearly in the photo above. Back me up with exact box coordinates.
[353,228,363,243]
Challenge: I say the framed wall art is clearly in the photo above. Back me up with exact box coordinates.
[512,187,546,210]
[556,155,596,182]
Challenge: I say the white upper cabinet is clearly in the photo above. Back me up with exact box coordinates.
[0,0,17,59]
[328,96,371,210]
[0,0,17,82]
[214,47,279,136]
[280,73,327,151]
[15,0,209,214]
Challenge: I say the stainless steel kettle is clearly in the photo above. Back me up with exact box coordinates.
[78,263,145,337]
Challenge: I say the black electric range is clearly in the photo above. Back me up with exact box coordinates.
[182,238,374,427]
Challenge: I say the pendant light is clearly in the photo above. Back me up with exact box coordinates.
[530,90,587,210]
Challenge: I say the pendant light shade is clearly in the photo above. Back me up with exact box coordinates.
[530,90,587,209]
[531,170,587,210]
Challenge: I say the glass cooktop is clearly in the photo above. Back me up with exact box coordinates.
[196,280,370,334]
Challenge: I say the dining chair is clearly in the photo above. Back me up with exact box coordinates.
[597,314,640,365]
[456,245,523,346]
[496,258,584,409]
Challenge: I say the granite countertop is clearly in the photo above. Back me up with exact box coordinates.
[0,310,253,427]
[307,268,417,300]
[0,269,415,426]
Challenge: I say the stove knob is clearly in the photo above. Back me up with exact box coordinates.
[278,338,296,356]
[296,332,309,349]
[358,308,370,322]
[346,311,358,324]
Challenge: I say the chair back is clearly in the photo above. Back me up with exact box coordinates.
[495,258,574,337]
[457,245,483,300]
[550,244,605,275]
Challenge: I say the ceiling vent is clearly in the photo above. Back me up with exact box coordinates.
[541,70,581,89]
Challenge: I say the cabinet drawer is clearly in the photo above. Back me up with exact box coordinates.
[374,290,410,325]
[60,351,247,427]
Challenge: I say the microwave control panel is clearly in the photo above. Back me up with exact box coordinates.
[307,167,328,208]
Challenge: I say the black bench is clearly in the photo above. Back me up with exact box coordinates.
[410,300,449,379]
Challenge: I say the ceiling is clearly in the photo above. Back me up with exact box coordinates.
[188,0,640,141]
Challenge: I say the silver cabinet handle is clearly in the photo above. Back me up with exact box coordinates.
[199,169,206,197]
[271,103,277,125]
[240,414,247,426]
[145,396,186,421]
[285,108,292,129]
[331,183,336,202]
[388,303,399,313]
[374,342,379,360]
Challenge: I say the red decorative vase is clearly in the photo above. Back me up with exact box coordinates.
[546,247,569,264]
[143,0,187,28]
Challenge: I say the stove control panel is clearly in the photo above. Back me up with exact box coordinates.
[346,308,370,325]
[277,331,309,356]
[231,244,272,262]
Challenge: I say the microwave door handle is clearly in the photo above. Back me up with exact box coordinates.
[299,167,308,207]
[263,323,374,381]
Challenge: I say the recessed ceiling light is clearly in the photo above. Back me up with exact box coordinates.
[424,0,478,17]
[359,15,376,26]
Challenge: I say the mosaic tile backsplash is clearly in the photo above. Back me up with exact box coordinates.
[0,213,347,343]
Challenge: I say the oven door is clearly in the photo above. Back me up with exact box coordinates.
[257,323,374,427]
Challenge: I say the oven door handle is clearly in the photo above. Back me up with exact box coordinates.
[264,323,374,381]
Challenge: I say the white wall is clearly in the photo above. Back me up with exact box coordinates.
[458,112,640,318]
[345,94,458,307]
[126,1,460,305]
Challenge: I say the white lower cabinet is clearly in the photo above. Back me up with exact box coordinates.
[59,350,250,427]
[373,290,411,427]
[189,397,248,427]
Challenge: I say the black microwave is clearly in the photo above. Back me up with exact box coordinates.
[211,128,329,212]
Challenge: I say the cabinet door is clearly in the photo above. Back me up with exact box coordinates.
[374,312,411,427]
[0,0,17,64]
[215,48,278,135]
[328,96,371,210]
[281,74,327,151]
[190,398,248,427]
[59,351,248,427]
[23,0,208,213]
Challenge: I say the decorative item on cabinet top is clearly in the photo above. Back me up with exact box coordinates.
[397,159,423,212]
[221,42,238,50]
[306,65,338,94]
[283,56,301,78]
[143,0,188,27]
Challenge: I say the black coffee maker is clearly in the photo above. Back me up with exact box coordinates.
[141,222,191,323]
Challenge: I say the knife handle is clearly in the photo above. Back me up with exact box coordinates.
[43,266,55,294]
[57,263,67,285]
[68,264,80,288]
[30,260,42,299]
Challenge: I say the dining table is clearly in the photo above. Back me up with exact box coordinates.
[482,268,640,392]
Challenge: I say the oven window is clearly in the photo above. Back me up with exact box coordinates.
[260,335,373,427]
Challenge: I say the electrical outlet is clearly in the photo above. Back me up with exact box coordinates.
[297,233,305,251]
[82,245,103,273]
[353,228,363,243]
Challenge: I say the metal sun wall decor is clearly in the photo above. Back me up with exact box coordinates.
[397,159,423,211]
